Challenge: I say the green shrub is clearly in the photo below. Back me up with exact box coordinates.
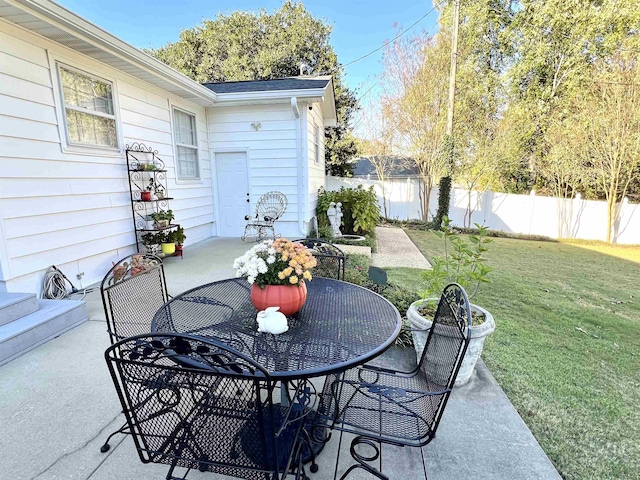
[317,186,380,235]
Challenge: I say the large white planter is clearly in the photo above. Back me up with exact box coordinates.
[407,299,495,386]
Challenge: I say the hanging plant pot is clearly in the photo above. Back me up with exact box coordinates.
[161,242,176,255]
[141,191,152,201]
[250,282,307,316]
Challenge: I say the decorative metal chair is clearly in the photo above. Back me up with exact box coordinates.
[317,283,472,480]
[292,238,345,280]
[105,333,313,480]
[242,191,287,242]
[99,253,168,452]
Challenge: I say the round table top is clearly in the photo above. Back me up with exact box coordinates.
[152,277,402,380]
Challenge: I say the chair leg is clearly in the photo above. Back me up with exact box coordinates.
[338,436,389,480]
[99,421,130,453]
[301,428,319,473]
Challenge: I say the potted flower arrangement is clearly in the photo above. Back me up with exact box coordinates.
[407,217,496,386]
[150,209,173,229]
[233,238,317,315]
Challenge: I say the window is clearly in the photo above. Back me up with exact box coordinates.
[313,124,320,164]
[173,108,200,179]
[58,65,118,149]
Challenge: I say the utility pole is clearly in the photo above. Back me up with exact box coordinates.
[446,0,460,136]
[434,0,461,228]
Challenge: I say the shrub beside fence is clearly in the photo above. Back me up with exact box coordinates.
[326,176,640,244]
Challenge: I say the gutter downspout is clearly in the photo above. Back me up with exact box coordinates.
[292,97,307,236]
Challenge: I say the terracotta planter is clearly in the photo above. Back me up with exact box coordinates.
[250,282,307,316]
[407,298,495,386]
[141,191,152,201]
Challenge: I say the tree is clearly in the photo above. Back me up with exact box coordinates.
[506,0,640,181]
[355,136,394,218]
[379,32,450,221]
[148,1,358,175]
[574,57,640,243]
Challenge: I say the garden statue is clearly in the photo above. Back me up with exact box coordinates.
[328,201,343,237]
[256,307,289,334]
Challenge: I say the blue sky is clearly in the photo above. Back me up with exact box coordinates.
[55,0,440,100]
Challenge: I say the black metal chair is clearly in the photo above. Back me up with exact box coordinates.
[242,191,287,242]
[105,333,313,480]
[292,238,345,280]
[99,253,168,451]
[317,283,472,480]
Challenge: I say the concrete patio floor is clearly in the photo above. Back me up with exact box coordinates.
[0,237,561,480]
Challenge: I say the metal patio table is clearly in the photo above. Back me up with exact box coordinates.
[151,276,402,469]
[152,277,402,380]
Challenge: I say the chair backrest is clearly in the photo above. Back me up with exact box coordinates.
[292,238,345,280]
[418,283,471,435]
[255,191,287,223]
[101,254,168,344]
[105,333,301,478]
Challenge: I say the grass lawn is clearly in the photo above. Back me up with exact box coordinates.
[388,230,640,480]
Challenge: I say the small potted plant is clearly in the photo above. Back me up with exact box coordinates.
[141,232,162,254]
[173,226,186,255]
[158,231,176,255]
[407,217,496,386]
[150,209,174,229]
[154,184,165,200]
[141,179,153,201]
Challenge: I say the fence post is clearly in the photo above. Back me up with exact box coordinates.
[481,187,493,226]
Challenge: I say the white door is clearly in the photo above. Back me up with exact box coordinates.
[215,152,250,237]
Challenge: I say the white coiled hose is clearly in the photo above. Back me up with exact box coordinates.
[41,266,75,299]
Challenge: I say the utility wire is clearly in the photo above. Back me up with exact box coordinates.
[341,1,445,69]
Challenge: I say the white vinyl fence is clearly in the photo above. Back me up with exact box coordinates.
[326,176,640,244]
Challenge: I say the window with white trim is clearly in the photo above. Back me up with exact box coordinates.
[58,65,118,149]
[173,108,200,179]
[313,124,320,164]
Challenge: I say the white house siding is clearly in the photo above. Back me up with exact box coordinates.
[0,19,213,294]
[306,104,326,229]
[206,103,305,238]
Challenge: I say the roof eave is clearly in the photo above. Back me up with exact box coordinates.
[5,0,217,105]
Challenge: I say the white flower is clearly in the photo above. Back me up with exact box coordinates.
[247,276,255,284]
[257,259,268,274]
[267,255,276,264]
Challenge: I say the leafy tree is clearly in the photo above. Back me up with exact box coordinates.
[380,32,450,221]
[148,1,358,175]
[506,0,640,177]
[573,56,640,243]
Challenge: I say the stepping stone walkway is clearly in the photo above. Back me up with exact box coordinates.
[371,226,431,269]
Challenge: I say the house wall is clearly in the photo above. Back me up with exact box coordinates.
[206,103,306,238]
[0,19,214,294]
[306,103,326,231]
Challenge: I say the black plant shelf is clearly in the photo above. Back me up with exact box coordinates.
[126,143,182,258]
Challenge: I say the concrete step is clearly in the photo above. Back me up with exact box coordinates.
[0,299,88,366]
[0,292,39,326]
